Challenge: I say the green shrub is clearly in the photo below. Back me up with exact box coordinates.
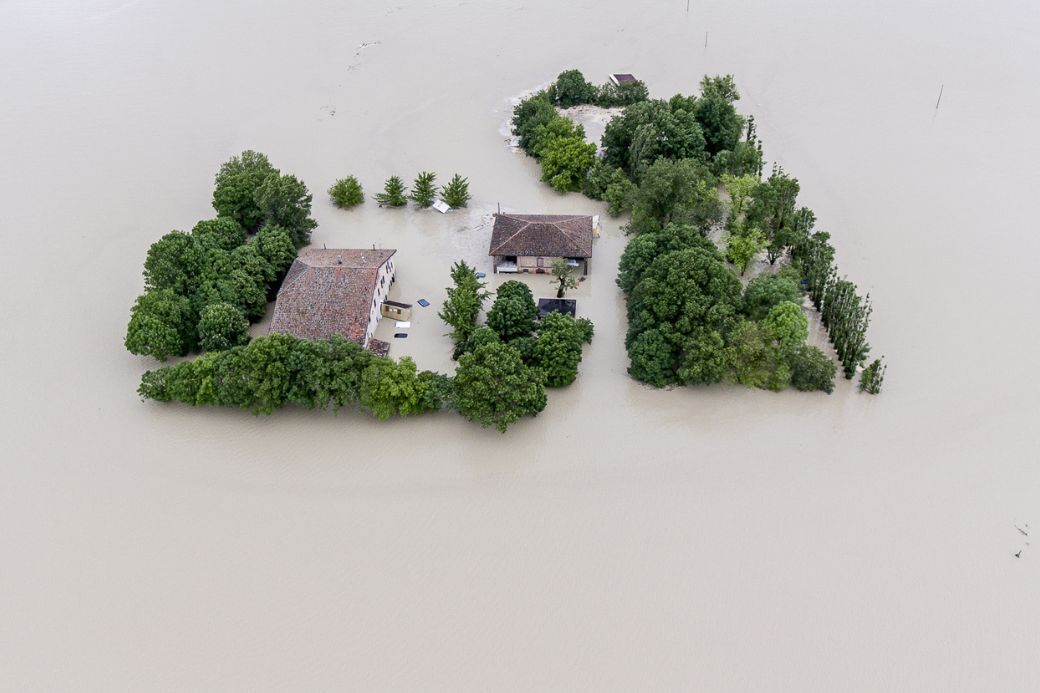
[328,176,364,208]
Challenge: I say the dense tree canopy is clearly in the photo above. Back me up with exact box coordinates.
[255,173,317,248]
[125,289,196,361]
[212,150,278,231]
[743,272,803,321]
[549,69,598,108]
[629,157,721,233]
[453,341,547,432]
[540,136,596,192]
[139,333,445,418]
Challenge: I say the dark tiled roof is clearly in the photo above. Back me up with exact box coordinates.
[488,214,593,258]
[612,73,637,83]
[270,248,396,344]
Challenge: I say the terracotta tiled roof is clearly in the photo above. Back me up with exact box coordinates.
[488,214,593,258]
[270,248,396,344]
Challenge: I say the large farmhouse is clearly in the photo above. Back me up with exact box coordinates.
[270,248,396,351]
[488,213,594,275]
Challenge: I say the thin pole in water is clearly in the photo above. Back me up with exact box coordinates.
[935,84,944,110]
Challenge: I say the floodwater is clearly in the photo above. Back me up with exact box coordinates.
[2,0,1039,689]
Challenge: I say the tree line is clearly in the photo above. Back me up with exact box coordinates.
[329,172,471,210]
[512,71,884,393]
[125,150,315,361]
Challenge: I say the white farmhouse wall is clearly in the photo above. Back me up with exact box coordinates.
[365,257,396,341]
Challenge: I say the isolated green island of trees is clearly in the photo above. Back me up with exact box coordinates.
[512,69,885,394]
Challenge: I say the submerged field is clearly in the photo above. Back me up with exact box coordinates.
[2,0,1039,689]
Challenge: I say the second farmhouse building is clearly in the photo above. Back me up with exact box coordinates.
[488,213,594,275]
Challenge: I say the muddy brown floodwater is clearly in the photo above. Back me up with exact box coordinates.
[2,0,1039,690]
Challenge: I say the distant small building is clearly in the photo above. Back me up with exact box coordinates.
[270,248,397,351]
[488,213,594,275]
[609,73,638,86]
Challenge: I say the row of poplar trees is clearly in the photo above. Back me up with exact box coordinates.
[789,208,885,393]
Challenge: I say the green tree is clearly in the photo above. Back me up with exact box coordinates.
[486,283,538,341]
[725,320,790,391]
[762,301,809,354]
[549,69,597,107]
[677,328,728,385]
[438,261,488,351]
[192,217,246,251]
[453,341,547,432]
[328,176,364,208]
[253,225,298,278]
[616,223,717,294]
[726,228,766,275]
[791,345,836,393]
[255,173,317,248]
[695,75,744,156]
[512,92,558,156]
[627,247,743,341]
[376,175,408,207]
[743,273,802,321]
[410,171,438,208]
[859,357,886,394]
[212,150,278,231]
[358,356,436,419]
[125,289,197,360]
[197,302,249,352]
[604,173,637,217]
[601,99,706,177]
[626,328,675,387]
[629,157,720,232]
[540,136,596,192]
[143,231,203,296]
[722,173,757,224]
[534,312,591,387]
[530,116,585,157]
[550,258,578,298]
[595,80,650,107]
[699,74,740,103]
[441,174,471,208]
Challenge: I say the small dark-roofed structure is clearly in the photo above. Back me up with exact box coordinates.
[537,298,577,318]
[271,248,397,347]
[609,73,638,86]
[488,213,594,275]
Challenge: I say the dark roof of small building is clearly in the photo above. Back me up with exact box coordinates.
[271,248,396,343]
[488,214,593,259]
[537,298,577,318]
[611,73,638,83]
